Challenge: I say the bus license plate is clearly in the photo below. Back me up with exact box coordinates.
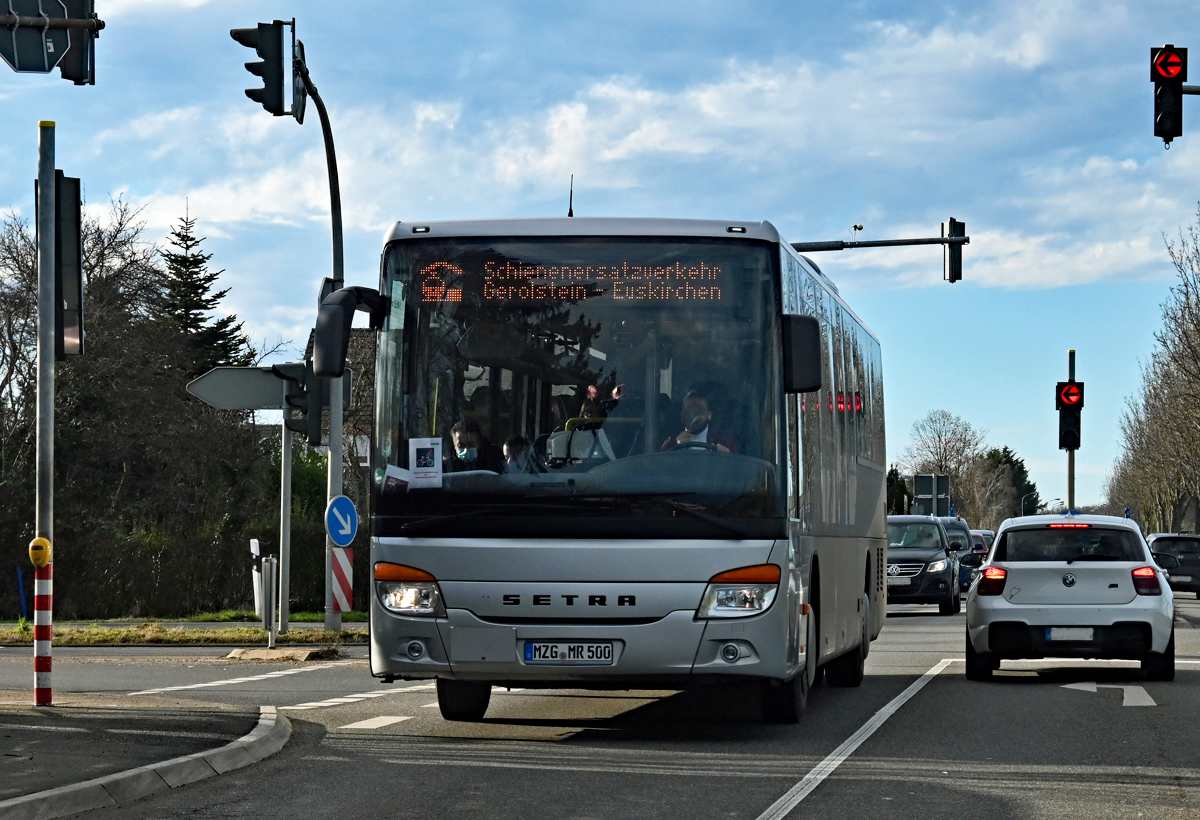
[523,641,613,665]
[886,577,910,586]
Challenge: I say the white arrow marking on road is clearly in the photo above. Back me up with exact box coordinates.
[332,507,353,535]
[1062,681,1156,706]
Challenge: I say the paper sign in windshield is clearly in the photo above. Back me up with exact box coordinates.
[408,438,444,489]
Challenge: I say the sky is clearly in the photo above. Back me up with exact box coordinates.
[1,0,1198,508]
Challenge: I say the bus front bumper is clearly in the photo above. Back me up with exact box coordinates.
[371,606,792,685]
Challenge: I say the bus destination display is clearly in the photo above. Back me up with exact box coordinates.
[421,259,726,304]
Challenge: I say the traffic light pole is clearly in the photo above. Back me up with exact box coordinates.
[791,221,970,283]
[279,399,292,635]
[296,58,345,634]
[1067,351,1076,511]
[35,122,55,706]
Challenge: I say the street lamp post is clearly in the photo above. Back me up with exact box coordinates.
[1020,491,1039,516]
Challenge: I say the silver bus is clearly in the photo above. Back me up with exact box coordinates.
[314,218,887,723]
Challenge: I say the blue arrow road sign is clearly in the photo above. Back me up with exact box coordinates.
[324,495,358,547]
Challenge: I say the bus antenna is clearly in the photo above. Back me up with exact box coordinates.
[568,175,574,217]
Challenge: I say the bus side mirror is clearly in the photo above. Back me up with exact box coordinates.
[314,287,385,378]
[782,314,822,393]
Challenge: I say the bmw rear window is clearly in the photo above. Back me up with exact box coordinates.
[994,527,1145,562]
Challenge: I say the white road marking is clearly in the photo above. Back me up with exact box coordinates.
[128,664,341,695]
[281,683,428,711]
[339,716,413,730]
[754,658,955,820]
[1061,681,1156,706]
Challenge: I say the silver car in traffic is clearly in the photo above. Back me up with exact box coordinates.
[965,513,1175,681]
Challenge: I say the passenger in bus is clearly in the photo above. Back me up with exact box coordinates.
[661,389,739,454]
[503,435,538,473]
[446,418,505,473]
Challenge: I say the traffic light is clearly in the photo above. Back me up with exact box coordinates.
[273,361,323,446]
[943,218,964,283]
[1152,45,1187,146]
[59,0,100,85]
[230,22,285,116]
[1059,407,1081,450]
[54,173,84,358]
[1056,380,1084,450]
[35,172,85,359]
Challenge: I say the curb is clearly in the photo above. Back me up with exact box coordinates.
[0,705,291,820]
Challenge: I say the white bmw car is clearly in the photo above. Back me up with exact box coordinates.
[965,513,1175,681]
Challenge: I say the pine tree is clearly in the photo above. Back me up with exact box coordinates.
[160,213,252,376]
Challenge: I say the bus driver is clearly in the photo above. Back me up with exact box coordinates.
[661,389,739,454]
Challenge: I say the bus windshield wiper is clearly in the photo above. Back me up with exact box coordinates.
[664,500,753,538]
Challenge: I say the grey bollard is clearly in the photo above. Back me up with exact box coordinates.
[262,556,277,649]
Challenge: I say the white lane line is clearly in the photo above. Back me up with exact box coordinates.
[754,658,954,820]
[339,716,413,730]
[280,684,427,711]
[128,664,340,695]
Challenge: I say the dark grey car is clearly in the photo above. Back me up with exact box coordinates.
[886,515,960,614]
[1147,533,1200,598]
[939,517,975,592]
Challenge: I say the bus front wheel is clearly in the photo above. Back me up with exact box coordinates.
[437,679,492,721]
[761,672,809,724]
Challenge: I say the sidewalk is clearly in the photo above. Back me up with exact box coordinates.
[0,693,290,819]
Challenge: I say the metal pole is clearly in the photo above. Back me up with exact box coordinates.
[297,60,345,633]
[1067,350,1076,511]
[1067,451,1075,512]
[34,121,55,707]
[279,400,292,635]
[262,556,277,649]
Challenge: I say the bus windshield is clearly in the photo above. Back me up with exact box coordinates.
[373,236,784,538]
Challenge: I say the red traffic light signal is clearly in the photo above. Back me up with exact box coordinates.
[1056,381,1084,410]
[1153,46,1188,82]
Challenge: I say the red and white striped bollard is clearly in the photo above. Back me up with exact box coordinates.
[29,536,53,706]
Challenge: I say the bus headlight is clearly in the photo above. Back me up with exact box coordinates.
[697,565,780,619]
[375,562,447,617]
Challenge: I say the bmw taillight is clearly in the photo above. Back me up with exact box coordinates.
[1132,566,1162,596]
[977,566,1007,596]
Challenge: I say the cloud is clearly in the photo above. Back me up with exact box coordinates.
[101,0,225,16]
[85,0,1182,294]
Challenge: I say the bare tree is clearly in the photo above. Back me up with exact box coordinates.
[903,410,986,477]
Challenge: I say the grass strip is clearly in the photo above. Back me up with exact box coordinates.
[0,623,366,645]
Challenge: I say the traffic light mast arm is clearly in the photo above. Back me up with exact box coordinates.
[790,235,970,252]
[294,58,343,287]
[0,13,105,31]
[1185,85,1200,94]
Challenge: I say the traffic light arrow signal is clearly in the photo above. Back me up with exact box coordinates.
[1156,50,1184,78]
[1056,381,1085,410]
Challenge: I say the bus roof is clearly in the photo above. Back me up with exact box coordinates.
[383,217,784,244]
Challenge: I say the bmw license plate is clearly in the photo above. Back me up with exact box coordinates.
[523,641,613,665]
[886,577,910,586]
[1047,627,1093,641]
[1171,575,1192,582]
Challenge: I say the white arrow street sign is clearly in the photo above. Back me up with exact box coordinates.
[186,366,286,410]
[1061,681,1156,707]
